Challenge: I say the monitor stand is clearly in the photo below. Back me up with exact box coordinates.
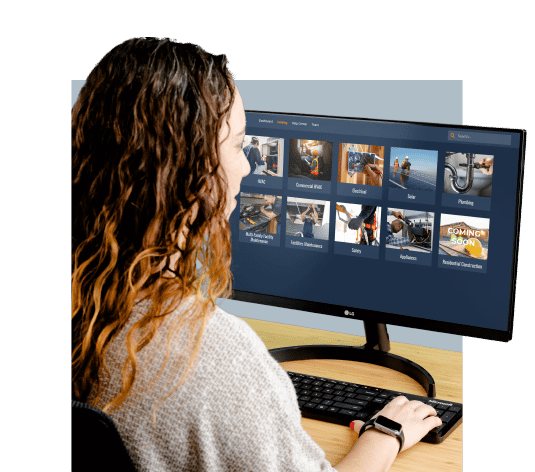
[268,321,436,397]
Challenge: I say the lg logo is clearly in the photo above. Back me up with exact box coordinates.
[344,310,354,316]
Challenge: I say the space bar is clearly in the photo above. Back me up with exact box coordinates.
[333,402,362,411]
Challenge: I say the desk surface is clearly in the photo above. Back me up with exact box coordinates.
[242,318,462,472]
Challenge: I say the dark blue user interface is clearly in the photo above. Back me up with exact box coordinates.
[230,112,524,334]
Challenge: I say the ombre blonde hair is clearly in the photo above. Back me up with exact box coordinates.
[72,38,235,412]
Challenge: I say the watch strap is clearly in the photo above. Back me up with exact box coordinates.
[358,416,404,453]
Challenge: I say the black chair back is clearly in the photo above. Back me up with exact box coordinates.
[72,400,137,472]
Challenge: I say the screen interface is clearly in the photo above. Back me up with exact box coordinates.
[229,111,525,339]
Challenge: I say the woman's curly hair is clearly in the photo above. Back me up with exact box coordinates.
[72,38,235,411]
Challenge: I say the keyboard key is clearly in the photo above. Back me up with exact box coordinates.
[334,396,346,402]
[343,398,368,406]
[304,402,316,409]
[299,396,311,402]
[430,424,445,434]
[315,404,328,410]
[311,392,322,397]
[300,390,311,396]
[440,411,456,423]
[344,387,356,393]
[345,393,357,398]
[310,398,322,404]
[322,394,334,400]
[339,409,357,416]
[357,395,373,401]
[322,388,334,394]
[312,381,324,386]
[323,383,335,388]
[333,402,362,411]
[327,407,340,413]
[321,400,334,406]
[448,406,461,413]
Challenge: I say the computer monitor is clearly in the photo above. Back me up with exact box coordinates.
[229,110,525,392]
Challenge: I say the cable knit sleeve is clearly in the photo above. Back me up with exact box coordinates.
[101,304,336,472]
[189,308,335,472]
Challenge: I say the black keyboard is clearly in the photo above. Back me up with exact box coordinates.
[287,371,462,444]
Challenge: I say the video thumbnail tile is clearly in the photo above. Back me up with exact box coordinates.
[386,208,434,253]
[388,148,438,205]
[241,135,285,191]
[389,147,438,191]
[334,203,381,246]
[286,197,330,240]
[288,139,333,182]
[336,143,384,200]
[443,153,493,197]
[385,208,434,266]
[338,143,384,186]
[238,192,283,247]
[243,135,284,176]
[439,214,490,260]
[442,152,493,212]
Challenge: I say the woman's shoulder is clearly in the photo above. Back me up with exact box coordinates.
[196,305,299,408]
[209,306,264,342]
[200,306,274,366]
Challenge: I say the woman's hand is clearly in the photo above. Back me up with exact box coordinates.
[351,395,442,453]
[335,396,442,472]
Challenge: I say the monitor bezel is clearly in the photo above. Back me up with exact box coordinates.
[230,110,526,342]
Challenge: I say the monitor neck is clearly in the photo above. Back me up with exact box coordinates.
[363,321,390,352]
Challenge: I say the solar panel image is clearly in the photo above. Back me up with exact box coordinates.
[389,147,438,192]
[388,167,437,191]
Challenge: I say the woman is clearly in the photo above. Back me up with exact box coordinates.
[72,37,441,472]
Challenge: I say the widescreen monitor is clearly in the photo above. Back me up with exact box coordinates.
[229,111,526,343]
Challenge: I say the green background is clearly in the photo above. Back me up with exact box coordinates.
[7,0,535,471]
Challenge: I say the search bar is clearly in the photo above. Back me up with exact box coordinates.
[448,130,511,146]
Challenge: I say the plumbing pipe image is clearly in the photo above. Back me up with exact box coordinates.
[445,153,475,193]
[444,153,493,196]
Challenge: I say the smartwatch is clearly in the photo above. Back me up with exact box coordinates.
[359,415,405,453]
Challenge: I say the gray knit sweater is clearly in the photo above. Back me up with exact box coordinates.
[91,301,335,472]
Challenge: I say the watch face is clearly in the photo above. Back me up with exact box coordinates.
[375,415,402,434]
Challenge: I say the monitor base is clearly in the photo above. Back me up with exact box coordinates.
[268,322,436,397]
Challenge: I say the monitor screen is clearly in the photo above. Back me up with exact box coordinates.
[229,111,526,341]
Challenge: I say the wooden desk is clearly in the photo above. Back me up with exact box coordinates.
[242,318,462,472]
